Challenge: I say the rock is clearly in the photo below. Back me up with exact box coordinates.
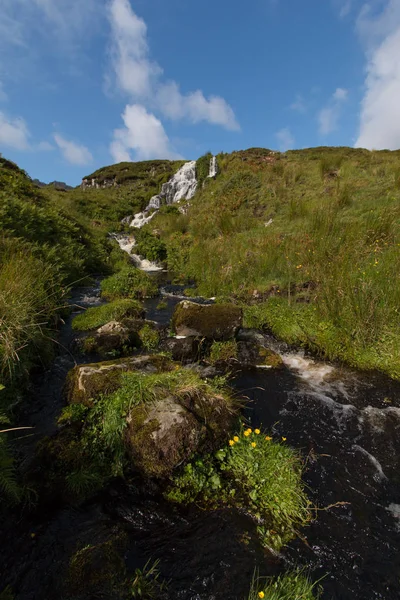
[160,336,200,362]
[78,319,158,357]
[125,388,236,478]
[237,341,283,369]
[66,355,174,406]
[172,301,242,340]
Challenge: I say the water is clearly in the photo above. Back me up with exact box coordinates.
[2,281,400,599]
[130,161,197,229]
[110,232,163,272]
[208,156,218,178]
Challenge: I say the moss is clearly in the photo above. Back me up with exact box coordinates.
[72,299,143,331]
[67,534,128,596]
[101,266,158,300]
[172,301,242,340]
[138,323,160,350]
[258,346,284,368]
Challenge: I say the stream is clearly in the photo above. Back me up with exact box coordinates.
[1,273,400,600]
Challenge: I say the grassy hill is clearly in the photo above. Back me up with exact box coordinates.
[143,146,400,378]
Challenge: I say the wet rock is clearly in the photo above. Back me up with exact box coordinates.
[66,354,174,406]
[237,340,283,369]
[172,301,242,340]
[125,389,236,478]
[160,336,200,362]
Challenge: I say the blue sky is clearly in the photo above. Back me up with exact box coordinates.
[0,0,399,185]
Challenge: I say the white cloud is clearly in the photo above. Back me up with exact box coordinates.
[318,87,348,135]
[107,0,239,131]
[0,112,30,150]
[110,104,182,162]
[37,141,54,151]
[54,134,93,165]
[276,127,295,151]
[355,0,400,150]
[290,93,306,113]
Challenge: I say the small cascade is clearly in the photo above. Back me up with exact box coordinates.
[208,155,218,178]
[110,233,163,272]
[130,161,197,228]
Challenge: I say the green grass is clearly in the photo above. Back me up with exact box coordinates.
[72,299,143,331]
[248,570,322,600]
[101,266,158,300]
[149,146,400,378]
[167,426,311,551]
[209,340,238,363]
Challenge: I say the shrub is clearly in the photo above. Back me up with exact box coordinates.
[167,427,311,551]
[72,299,143,331]
[135,229,167,262]
[101,266,157,300]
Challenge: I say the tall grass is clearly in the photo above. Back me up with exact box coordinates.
[248,569,321,600]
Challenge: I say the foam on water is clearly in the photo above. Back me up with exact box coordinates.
[208,156,218,178]
[111,233,162,272]
[282,352,335,389]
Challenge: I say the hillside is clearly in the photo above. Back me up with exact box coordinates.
[138,146,400,377]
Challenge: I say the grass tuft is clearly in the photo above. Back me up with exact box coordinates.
[72,299,143,331]
[248,569,322,600]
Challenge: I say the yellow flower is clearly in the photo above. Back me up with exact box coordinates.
[229,440,235,446]
[246,427,252,433]
[255,429,260,435]
[233,436,239,442]
[251,442,257,448]
[244,430,251,437]
[265,436,272,441]
[258,593,265,599]
[281,436,287,442]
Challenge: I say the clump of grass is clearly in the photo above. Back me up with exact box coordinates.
[156,299,168,310]
[319,154,344,179]
[209,340,238,363]
[248,569,322,600]
[131,559,168,599]
[138,324,160,350]
[72,299,143,331]
[101,266,157,300]
[167,427,311,551]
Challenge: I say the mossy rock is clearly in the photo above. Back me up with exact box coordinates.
[237,341,283,369]
[160,336,201,362]
[66,534,128,597]
[125,390,236,478]
[172,301,242,340]
[66,355,175,406]
[78,318,160,357]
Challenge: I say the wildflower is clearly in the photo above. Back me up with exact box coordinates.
[251,442,257,448]
[246,427,252,433]
[282,436,287,442]
[258,593,265,599]
[255,428,260,435]
[244,430,251,437]
[233,435,239,442]
[229,439,235,446]
[265,436,272,441]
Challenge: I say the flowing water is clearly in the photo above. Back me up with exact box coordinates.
[208,156,218,178]
[2,276,400,598]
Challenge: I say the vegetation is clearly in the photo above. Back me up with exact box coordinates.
[209,340,238,363]
[72,299,143,331]
[195,152,212,187]
[131,559,168,598]
[167,427,311,551]
[101,266,158,300]
[248,570,321,600]
[138,324,160,350]
[148,146,400,378]
[134,229,167,263]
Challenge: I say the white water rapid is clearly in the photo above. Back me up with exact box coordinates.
[109,233,163,272]
[208,155,218,178]
[130,161,197,228]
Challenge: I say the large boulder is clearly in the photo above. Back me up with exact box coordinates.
[125,388,236,478]
[172,301,242,340]
[66,354,174,406]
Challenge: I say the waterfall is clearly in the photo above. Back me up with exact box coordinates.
[130,161,197,229]
[109,233,163,272]
[208,155,218,178]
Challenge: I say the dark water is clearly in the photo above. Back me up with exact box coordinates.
[2,281,400,599]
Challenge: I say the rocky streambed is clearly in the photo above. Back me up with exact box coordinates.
[1,275,400,600]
